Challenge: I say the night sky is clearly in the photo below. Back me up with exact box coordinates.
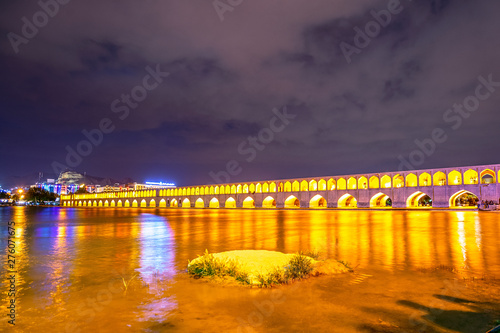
[1,0,499,188]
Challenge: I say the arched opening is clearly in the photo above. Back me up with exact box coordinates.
[195,198,204,208]
[140,199,147,208]
[433,172,446,186]
[237,184,242,194]
[242,197,255,208]
[406,192,432,208]
[270,182,277,193]
[464,169,478,185]
[292,181,300,191]
[406,173,418,187]
[78,201,82,206]
[419,172,431,186]
[249,184,255,193]
[347,177,357,190]
[111,201,116,207]
[448,170,462,185]
[309,180,318,191]
[337,178,347,190]
[369,176,379,189]
[117,200,123,207]
[309,195,326,208]
[262,196,276,208]
[159,199,166,208]
[300,180,308,191]
[327,179,336,190]
[132,200,138,208]
[381,175,391,188]
[263,183,269,193]
[104,200,109,207]
[480,169,496,184]
[225,197,236,208]
[358,176,368,189]
[83,201,88,207]
[284,181,292,192]
[285,195,300,208]
[170,199,178,208]
[98,201,103,207]
[393,174,404,188]
[370,193,392,208]
[215,186,220,195]
[124,200,130,208]
[318,179,327,191]
[200,187,205,196]
[231,185,237,194]
[256,183,262,193]
[209,198,219,208]
[243,184,249,193]
[149,199,156,208]
[182,198,191,208]
[338,194,357,208]
[449,190,479,208]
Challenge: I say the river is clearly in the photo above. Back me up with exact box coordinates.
[1,207,499,332]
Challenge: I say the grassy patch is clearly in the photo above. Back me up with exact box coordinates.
[188,251,319,287]
[187,250,250,284]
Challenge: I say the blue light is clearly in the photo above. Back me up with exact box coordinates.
[145,181,175,186]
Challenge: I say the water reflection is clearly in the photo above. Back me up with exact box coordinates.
[0,207,499,332]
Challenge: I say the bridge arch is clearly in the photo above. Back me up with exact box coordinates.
[449,190,479,208]
[358,176,368,189]
[209,198,219,208]
[337,178,346,190]
[159,199,166,208]
[284,181,292,192]
[464,169,478,184]
[300,180,308,191]
[140,199,147,208]
[338,194,357,208]
[393,174,404,188]
[262,196,276,208]
[369,176,379,189]
[110,201,116,207]
[117,200,122,207]
[419,172,431,186]
[195,198,204,208]
[225,197,236,208]
[318,179,327,191]
[285,195,300,208]
[448,170,462,185]
[309,180,317,191]
[149,199,156,207]
[125,200,130,208]
[292,181,299,191]
[182,198,191,208]
[381,175,391,188]
[348,177,357,190]
[406,191,432,208]
[309,195,326,208]
[98,200,103,207]
[243,197,255,208]
[327,179,336,190]
[170,199,178,207]
[370,193,392,208]
[406,173,417,187]
[433,172,446,186]
[480,169,496,184]
[104,200,109,207]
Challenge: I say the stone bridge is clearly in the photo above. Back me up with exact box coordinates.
[61,164,500,209]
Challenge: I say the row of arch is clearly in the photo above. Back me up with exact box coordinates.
[64,168,498,202]
[63,190,479,209]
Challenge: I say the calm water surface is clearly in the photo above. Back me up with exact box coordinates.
[0,207,499,332]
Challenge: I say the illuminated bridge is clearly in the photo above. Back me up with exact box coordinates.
[60,164,500,209]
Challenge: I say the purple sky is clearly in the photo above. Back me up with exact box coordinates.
[1,0,499,187]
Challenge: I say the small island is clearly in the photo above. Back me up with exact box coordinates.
[187,250,352,287]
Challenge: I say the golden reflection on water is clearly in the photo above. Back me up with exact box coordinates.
[0,207,499,332]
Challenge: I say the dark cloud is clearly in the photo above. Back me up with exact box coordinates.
[0,0,499,187]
